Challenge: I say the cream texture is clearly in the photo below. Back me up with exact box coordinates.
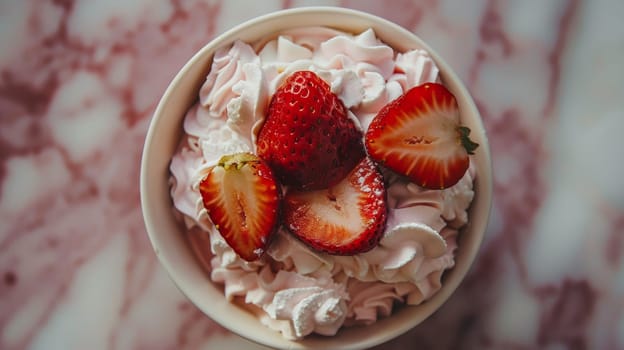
[169,27,475,339]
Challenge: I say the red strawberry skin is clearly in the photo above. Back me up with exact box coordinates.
[284,157,387,255]
[199,153,281,261]
[365,82,478,190]
[257,71,365,190]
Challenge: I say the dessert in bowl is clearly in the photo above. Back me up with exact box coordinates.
[140,7,492,349]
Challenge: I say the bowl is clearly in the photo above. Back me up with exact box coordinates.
[140,6,492,350]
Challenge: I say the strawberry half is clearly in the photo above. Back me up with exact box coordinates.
[257,70,365,190]
[199,153,281,261]
[365,82,478,190]
[283,157,387,255]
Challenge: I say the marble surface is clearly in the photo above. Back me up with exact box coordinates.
[1,0,623,349]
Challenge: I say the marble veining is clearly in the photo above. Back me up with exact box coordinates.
[1,0,623,349]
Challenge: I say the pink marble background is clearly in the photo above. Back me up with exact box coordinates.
[1,0,623,349]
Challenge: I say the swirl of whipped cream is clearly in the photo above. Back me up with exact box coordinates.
[390,49,440,91]
[169,136,204,220]
[199,41,258,118]
[196,40,267,149]
[318,28,394,77]
[386,163,476,232]
[344,279,415,326]
[245,267,348,339]
[267,229,334,275]
[332,223,449,284]
[208,225,261,271]
[406,227,459,305]
[442,162,476,228]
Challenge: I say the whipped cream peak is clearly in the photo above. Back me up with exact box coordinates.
[268,229,334,275]
[250,268,347,339]
[346,280,407,325]
[378,223,447,261]
[267,287,344,338]
[391,49,440,91]
[319,28,394,77]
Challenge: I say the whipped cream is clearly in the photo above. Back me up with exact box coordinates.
[170,27,475,339]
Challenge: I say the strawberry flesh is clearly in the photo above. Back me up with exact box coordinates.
[199,153,281,261]
[365,82,478,190]
[284,157,387,255]
[257,71,365,190]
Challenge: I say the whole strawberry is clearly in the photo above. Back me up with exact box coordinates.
[257,71,365,190]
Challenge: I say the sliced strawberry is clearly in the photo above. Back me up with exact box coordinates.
[283,157,387,255]
[365,82,478,190]
[257,70,365,190]
[199,153,281,261]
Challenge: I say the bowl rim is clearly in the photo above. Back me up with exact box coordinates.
[140,6,492,350]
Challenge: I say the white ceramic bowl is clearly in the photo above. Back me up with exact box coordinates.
[140,7,492,350]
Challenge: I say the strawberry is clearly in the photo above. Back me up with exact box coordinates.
[257,70,365,190]
[199,152,281,261]
[365,82,478,190]
[283,157,387,255]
